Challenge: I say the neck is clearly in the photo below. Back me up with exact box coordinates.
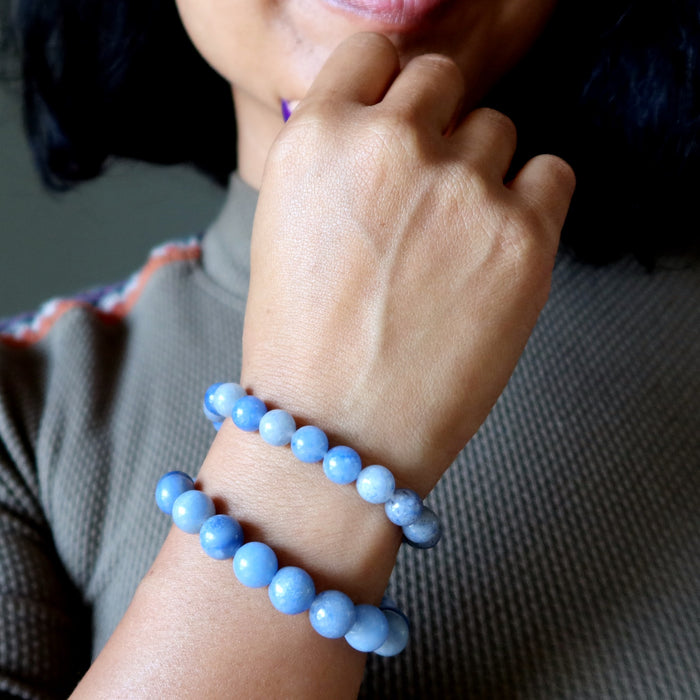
[233,86,285,191]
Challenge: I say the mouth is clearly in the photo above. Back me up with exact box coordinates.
[321,0,450,30]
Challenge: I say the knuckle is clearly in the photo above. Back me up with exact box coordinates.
[413,53,462,83]
[367,110,421,154]
[546,154,577,192]
[473,107,517,140]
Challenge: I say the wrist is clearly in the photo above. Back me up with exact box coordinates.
[195,421,402,600]
[239,364,453,498]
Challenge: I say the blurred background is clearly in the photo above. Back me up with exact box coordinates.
[0,27,225,319]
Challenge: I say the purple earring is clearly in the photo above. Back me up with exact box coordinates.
[281,99,292,123]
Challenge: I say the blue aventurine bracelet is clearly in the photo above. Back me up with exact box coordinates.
[155,470,409,655]
[202,381,442,549]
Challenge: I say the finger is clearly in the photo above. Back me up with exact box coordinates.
[509,154,576,234]
[453,108,518,180]
[381,53,464,133]
[303,33,400,106]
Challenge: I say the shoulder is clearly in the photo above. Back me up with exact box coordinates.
[0,237,203,349]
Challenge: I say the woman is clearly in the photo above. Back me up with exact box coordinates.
[2,0,698,697]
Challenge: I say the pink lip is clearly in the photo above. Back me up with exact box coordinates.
[322,0,449,28]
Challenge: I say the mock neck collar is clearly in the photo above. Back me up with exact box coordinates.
[201,173,259,301]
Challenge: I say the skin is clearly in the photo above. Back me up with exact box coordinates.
[175,0,560,187]
[72,1,575,697]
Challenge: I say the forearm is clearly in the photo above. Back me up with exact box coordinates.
[72,414,403,699]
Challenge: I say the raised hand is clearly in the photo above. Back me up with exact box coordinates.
[242,33,575,496]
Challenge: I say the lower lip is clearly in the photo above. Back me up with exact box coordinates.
[322,0,449,28]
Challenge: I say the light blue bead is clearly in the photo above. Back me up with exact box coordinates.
[379,595,409,626]
[290,425,329,463]
[233,542,278,588]
[259,409,297,447]
[384,489,423,526]
[232,395,267,431]
[344,604,389,652]
[211,382,246,419]
[171,490,215,534]
[203,382,223,419]
[402,506,441,548]
[213,421,223,432]
[309,590,357,639]
[323,446,362,485]
[268,566,316,615]
[155,471,195,515]
[373,610,409,656]
[199,514,244,560]
[356,465,395,504]
[203,399,223,423]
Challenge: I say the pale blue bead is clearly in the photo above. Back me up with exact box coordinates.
[259,409,296,446]
[213,421,223,432]
[309,590,356,639]
[384,489,423,526]
[373,610,410,656]
[290,425,329,463]
[199,514,244,560]
[323,446,362,485]
[233,542,278,588]
[211,382,246,419]
[268,566,316,615]
[171,490,215,534]
[203,398,223,423]
[356,465,395,504]
[232,395,267,431]
[203,382,223,419]
[402,506,441,548]
[155,471,195,515]
[344,604,389,652]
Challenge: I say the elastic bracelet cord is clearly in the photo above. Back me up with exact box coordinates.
[155,471,410,656]
[203,381,442,549]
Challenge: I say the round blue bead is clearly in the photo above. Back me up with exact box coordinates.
[259,409,297,447]
[203,398,224,423]
[402,506,441,549]
[384,489,423,526]
[233,542,278,588]
[356,465,395,504]
[374,610,409,656]
[323,446,362,485]
[309,590,356,639]
[232,395,267,431]
[199,514,244,560]
[211,382,247,419]
[213,421,223,432]
[344,604,389,652]
[379,594,408,625]
[171,490,215,534]
[155,471,195,515]
[268,566,316,615]
[203,382,223,419]
[290,425,329,463]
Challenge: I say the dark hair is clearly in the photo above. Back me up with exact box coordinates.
[8,0,700,262]
[11,0,235,188]
[491,0,700,264]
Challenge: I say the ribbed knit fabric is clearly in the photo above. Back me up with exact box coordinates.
[0,175,698,698]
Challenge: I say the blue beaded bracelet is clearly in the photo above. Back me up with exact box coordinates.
[202,382,442,549]
[155,471,409,655]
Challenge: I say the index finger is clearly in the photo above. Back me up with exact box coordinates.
[301,33,400,107]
